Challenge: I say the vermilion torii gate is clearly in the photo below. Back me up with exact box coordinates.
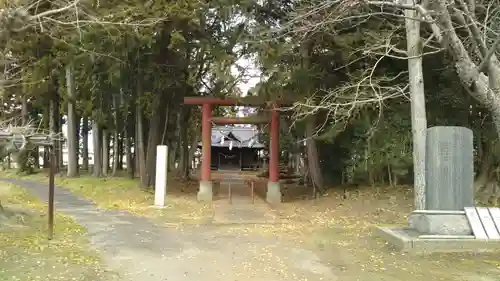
[184,96,282,204]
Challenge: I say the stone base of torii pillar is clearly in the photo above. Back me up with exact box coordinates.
[266,181,281,204]
[197,180,213,202]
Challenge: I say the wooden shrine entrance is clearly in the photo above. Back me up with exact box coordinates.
[184,96,282,204]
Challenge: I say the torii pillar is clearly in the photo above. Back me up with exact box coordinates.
[198,103,213,201]
[266,106,281,204]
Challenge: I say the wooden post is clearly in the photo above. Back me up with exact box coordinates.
[251,180,255,204]
[48,145,55,240]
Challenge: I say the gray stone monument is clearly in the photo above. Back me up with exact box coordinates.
[375,126,500,252]
[425,126,474,210]
[408,126,474,236]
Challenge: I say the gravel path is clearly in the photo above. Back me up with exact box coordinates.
[2,178,338,281]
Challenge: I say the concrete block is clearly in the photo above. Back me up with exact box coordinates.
[375,226,500,253]
[408,213,472,235]
[375,227,414,251]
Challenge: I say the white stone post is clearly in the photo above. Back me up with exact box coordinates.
[154,145,168,207]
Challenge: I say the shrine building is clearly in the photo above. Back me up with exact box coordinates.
[203,126,265,171]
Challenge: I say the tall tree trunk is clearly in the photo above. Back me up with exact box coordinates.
[117,136,123,170]
[145,119,160,187]
[33,147,40,169]
[161,103,172,170]
[92,122,102,177]
[21,95,28,126]
[43,147,49,168]
[188,131,200,166]
[49,100,55,169]
[82,115,89,171]
[300,41,324,192]
[111,132,119,175]
[66,63,79,177]
[125,133,133,179]
[364,112,375,186]
[49,95,60,173]
[305,116,325,193]
[124,98,134,178]
[144,97,167,187]
[75,114,80,173]
[136,103,147,186]
[183,140,191,179]
[474,140,497,192]
[179,108,193,179]
[21,95,39,169]
[57,115,63,171]
[179,126,189,179]
[405,2,427,210]
[135,140,139,177]
[168,109,181,171]
[42,107,50,168]
[102,130,109,176]
[365,137,374,186]
[112,95,120,176]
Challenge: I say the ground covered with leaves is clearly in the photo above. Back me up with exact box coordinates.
[225,185,500,280]
[3,170,500,280]
[0,182,117,281]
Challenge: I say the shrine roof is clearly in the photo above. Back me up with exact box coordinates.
[199,126,265,148]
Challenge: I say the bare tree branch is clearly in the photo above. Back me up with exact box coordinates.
[479,36,500,73]
[0,118,64,149]
[30,0,81,20]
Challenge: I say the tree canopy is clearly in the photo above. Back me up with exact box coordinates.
[2,0,500,206]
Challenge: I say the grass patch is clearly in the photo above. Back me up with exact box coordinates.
[0,183,117,281]
[0,169,213,226]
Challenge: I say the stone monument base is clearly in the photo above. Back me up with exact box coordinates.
[376,210,500,253]
[375,227,500,253]
[408,210,472,235]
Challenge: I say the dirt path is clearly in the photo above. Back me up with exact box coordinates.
[6,178,500,281]
[2,178,338,281]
